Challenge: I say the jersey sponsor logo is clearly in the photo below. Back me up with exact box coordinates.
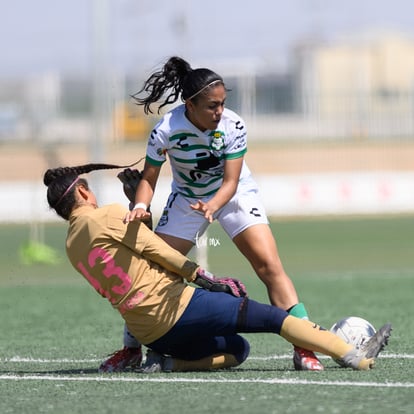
[235,131,247,141]
[176,136,190,148]
[249,207,261,217]
[234,120,245,131]
[189,170,204,182]
[194,152,220,171]
[233,142,245,151]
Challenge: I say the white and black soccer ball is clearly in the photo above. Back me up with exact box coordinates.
[330,316,376,366]
[330,316,376,348]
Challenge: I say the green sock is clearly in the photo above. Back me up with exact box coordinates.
[288,302,309,320]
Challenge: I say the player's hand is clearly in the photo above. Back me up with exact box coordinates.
[190,200,215,223]
[194,268,248,297]
[124,208,152,224]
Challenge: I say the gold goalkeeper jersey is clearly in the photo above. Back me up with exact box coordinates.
[66,203,198,344]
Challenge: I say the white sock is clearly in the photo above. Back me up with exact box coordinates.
[123,324,141,348]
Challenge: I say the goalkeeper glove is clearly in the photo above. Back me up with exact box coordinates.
[194,268,247,297]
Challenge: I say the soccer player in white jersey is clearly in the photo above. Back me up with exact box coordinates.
[101,56,323,372]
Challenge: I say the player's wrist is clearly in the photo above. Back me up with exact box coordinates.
[133,202,148,211]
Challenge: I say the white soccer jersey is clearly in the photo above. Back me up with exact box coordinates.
[146,105,251,198]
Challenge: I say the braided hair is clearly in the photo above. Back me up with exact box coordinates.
[44,159,143,220]
[131,56,225,114]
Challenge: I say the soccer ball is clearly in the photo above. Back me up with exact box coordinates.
[330,316,376,348]
[330,316,376,366]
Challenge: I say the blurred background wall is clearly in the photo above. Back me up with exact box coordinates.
[0,0,413,222]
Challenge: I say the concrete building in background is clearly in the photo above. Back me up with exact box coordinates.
[293,32,414,137]
[1,31,414,143]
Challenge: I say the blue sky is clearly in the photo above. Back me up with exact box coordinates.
[1,0,413,77]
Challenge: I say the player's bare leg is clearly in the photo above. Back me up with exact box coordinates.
[233,224,324,371]
[155,232,194,255]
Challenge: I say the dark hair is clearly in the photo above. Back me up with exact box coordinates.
[131,56,224,114]
[44,159,143,220]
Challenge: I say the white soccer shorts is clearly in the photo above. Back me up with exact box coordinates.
[155,178,269,243]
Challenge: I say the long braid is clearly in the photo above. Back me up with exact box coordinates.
[44,158,144,220]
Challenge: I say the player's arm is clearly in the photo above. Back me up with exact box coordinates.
[190,156,243,222]
[129,220,247,297]
[124,161,161,223]
[133,221,199,282]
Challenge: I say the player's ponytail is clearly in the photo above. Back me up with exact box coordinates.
[131,56,224,114]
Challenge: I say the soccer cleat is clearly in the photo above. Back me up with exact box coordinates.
[139,350,173,373]
[98,346,143,373]
[339,323,392,370]
[293,346,324,371]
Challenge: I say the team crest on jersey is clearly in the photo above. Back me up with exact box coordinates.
[210,131,225,151]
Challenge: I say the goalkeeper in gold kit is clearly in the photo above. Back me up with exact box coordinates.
[44,162,391,373]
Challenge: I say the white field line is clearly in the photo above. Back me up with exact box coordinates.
[1,353,413,364]
[0,374,412,388]
[1,353,413,389]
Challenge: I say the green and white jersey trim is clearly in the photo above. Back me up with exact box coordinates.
[146,105,251,198]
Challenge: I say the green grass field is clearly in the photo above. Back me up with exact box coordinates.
[1,216,413,413]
